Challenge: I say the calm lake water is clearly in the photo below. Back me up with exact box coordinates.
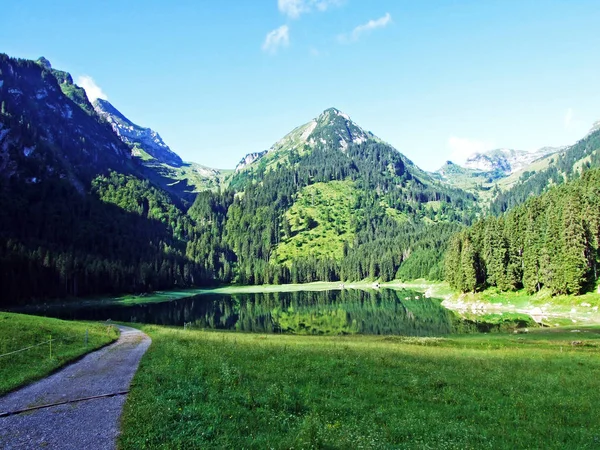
[18,288,467,336]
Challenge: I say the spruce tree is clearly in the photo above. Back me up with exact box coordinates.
[522,205,543,293]
[444,234,463,290]
[562,192,588,294]
[461,238,477,292]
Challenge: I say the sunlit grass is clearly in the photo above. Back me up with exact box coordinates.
[273,180,357,265]
[120,325,600,449]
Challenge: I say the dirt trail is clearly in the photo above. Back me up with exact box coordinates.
[0,325,150,449]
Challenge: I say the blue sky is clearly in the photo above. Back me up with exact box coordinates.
[2,0,600,170]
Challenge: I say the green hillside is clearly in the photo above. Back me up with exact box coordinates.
[273,180,357,265]
[209,108,479,285]
[134,145,231,202]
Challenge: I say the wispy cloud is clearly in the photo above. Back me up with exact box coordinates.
[278,0,343,19]
[564,107,574,129]
[77,75,108,103]
[447,136,494,164]
[262,25,290,54]
[338,12,392,43]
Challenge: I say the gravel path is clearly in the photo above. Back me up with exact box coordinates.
[0,325,151,450]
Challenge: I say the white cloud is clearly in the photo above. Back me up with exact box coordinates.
[278,0,343,18]
[338,12,392,43]
[564,107,574,129]
[448,136,494,164]
[76,75,108,103]
[262,25,290,54]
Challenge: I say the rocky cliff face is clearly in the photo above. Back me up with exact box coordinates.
[235,150,267,172]
[94,98,183,167]
[463,147,560,175]
[0,54,132,188]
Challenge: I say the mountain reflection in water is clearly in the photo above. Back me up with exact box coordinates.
[23,289,463,336]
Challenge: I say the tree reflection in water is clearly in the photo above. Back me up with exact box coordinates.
[27,289,465,336]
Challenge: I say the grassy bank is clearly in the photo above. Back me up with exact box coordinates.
[120,325,600,449]
[0,313,118,396]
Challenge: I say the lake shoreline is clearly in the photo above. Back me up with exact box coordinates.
[8,280,600,326]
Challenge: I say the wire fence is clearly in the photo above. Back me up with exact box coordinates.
[0,329,93,360]
[0,339,56,359]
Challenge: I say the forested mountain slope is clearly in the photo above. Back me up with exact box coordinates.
[94,98,228,204]
[446,167,600,295]
[186,108,479,285]
[0,55,134,187]
[0,55,207,304]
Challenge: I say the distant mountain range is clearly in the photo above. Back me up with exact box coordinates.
[463,147,560,174]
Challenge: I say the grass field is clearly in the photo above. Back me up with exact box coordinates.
[120,325,600,449]
[0,313,118,396]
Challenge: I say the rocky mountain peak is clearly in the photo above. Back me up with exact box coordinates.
[317,107,350,122]
[93,99,183,167]
[308,107,373,152]
[235,150,267,172]
[234,107,391,175]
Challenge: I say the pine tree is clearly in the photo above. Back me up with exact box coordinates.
[444,234,463,290]
[562,192,589,294]
[504,210,524,290]
[522,206,543,293]
[541,198,565,294]
[461,238,477,292]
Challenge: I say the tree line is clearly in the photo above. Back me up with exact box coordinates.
[446,168,600,295]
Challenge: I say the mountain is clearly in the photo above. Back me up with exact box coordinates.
[433,146,565,207]
[0,55,478,303]
[0,54,207,304]
[213,107,478,284]
[586,120,600,138]
[13,52,600,304]
[235,151,267,172]
[0,55,134,189]
[232,107,433,184]
[490,123,600,214]
[93,98,229,203]
[463,147,559,175]
[94,99,182,166]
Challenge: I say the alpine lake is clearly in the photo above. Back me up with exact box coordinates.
[14,287,533,336]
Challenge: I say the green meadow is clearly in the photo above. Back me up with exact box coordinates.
[120,325,600,449]
[0,313,118,396]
